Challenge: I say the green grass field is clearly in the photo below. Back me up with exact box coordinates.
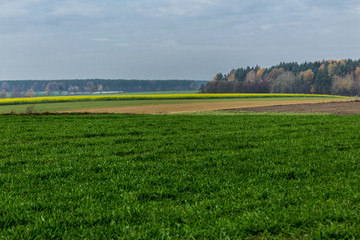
[0,96,350,114]
[32,90,200,97]
[1,113,360,238]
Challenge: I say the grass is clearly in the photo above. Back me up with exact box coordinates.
[34,90,200,97]
[115,90,200,95]
[0,96,351,114]
[1,113,360,238]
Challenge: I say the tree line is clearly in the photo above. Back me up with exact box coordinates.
[0,79,207,98]
[201,59,360,96]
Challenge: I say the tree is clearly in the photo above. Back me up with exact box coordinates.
[314,68,331,94]
[245,70,257,83]
[199,84,206,93]
[319,64,326,71]
[11,88,23,98]
[0,89,6,98]
[232,81,244,93]
[297,69,315,93]
[45,81,59,96]
[271,71,296,93]
[203,59,360,95]
[331,74,357,96]
[265,68,284,83]
[235,68,248,82]
[213,73,223,81]
[227,70,236,82]
[45,84,51,96]
[355,67,360,81]
[68,86,79,94]
[300,69,314,83]
[85,81,96,94]
[1,82,9,91]
[97,84,103,93]
[327,63,337,77]
[26,89,34,97]
[257,68,266,78]
[58,86,64,96]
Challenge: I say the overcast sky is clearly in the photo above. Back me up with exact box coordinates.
[0,0,359,80]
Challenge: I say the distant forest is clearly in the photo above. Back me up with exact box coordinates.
[0,79,207,98]
[201,59,360,96]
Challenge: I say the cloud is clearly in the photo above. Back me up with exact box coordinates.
[133,0,219,17]
[92,38,115,42]
[50,1,103,17]
[0,0,44,18]
[0,0,360,80]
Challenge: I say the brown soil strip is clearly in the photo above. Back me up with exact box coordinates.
[225,100,360,115]
[58,99,353,114]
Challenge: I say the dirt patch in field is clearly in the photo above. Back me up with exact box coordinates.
[225,100,360,115]
[58,99,354,114]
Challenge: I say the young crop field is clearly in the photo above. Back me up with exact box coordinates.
[1,113,360,238]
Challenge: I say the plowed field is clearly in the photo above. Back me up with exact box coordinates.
[226,100,360,115]
[59,99,354,114]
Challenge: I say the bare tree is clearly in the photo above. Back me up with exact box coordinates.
[26,89,34,97]
[0,89,7,98]
[97,84,103,94]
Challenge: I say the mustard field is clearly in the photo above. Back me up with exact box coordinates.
[0,93,345,106]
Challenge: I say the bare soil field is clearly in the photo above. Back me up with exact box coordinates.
[59,99,355,114]
[225,100,360,115]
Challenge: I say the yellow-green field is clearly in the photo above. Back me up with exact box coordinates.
[0,93,346,105]
[0,93,351,114]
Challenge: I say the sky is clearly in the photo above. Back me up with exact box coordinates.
[0,0,359,80]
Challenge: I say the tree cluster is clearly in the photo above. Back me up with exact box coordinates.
[201,59,360,96]
[0,79,207,98]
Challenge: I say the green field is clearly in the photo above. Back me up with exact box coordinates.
[0,96,350,114]
[32,90,200,97]
[1,113,360,238]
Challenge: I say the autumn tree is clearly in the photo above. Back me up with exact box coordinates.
[0,89,6,98]
[331,74,357,96]
[256,68,266,78]
[245,70,257,83]
[355,67,360,81]
[213,73,224,81]
[296,69,315,93]
[270,71,296,93]
[203,59,360,95]
[227,70,236,82]
[319,64,326,71]
[265,68,284,83]
[300,69,314,83]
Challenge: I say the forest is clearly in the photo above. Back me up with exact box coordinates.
[201,59,360,96]
[0,79,207,97]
